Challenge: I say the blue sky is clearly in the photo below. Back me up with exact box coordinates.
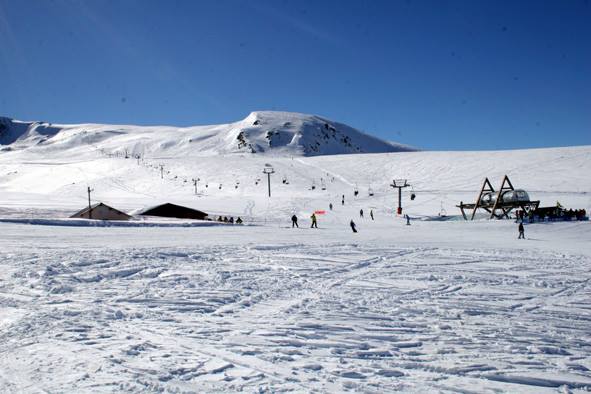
[0,0,589,150]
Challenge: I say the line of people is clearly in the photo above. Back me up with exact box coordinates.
[216,216,243,224]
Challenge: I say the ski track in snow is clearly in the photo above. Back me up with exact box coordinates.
[1,242,590,392]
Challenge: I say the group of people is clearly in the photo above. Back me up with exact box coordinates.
[216,216,243,224]
[291,205,380,233]
[358,208,374,220]
[290,214,317,228]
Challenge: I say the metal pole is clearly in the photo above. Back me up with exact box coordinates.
[87,186,92,219]
[398,187,402,212]
[267,172,271,197]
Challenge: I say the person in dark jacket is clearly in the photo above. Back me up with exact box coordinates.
[370,209,374,220]
[236,217,243,224]
[350,220,357,233]
[291,215,299,228]
[329,203,333,210]
[359,209,364,218]
[518,222,525,239]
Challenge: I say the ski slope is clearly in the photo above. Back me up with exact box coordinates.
[1,113,590,392]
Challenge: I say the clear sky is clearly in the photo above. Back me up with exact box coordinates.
[0,0,589,150]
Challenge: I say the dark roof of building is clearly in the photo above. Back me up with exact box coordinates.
[70,202,132,218]
[138,203,208,219]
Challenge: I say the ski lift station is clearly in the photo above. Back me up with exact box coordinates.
[457,175,539,220]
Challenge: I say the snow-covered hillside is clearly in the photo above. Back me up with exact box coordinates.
[1,113,590,392]
[0,111,413,158]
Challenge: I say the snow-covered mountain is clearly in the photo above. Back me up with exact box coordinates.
[0,111,414,157]
[1,112,591,393]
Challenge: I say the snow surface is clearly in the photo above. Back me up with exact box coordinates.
[1,113,590,392]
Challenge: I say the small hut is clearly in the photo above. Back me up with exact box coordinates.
[70,202,132,221]
[138,203,208,220]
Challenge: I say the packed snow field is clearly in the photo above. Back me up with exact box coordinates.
[1,112,590,392]
[1,221,590,393]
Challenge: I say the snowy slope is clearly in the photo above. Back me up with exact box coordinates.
[1,113,591,393]
[0,111,413,158]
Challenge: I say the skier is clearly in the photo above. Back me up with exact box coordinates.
[350,219,357,233]
[236,217,243,224]
[291,214,299,228]
[370,209,374,220]
[329,203,333,211]
[405,214,411,225]
[360,209,364,218]
[229,217,234,224]
[310,213,318,228]
[341,195,345,205]
[518,222,525,239]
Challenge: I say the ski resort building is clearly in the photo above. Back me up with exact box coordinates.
[70,203,132,221]
[138,203,208,220]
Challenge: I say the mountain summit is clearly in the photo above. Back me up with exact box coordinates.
[0,111,415,157]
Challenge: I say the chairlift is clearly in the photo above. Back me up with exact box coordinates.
[368,187,374,197]
[219,184,222,190]
[410,185,416,200]
[354,183,359,196]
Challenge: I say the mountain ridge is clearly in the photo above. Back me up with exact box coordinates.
[0,111,416,157]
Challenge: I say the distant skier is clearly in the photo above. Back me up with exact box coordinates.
[518,222,525,239]
[359,209,364,218]
[405,214,411,225]
[236,217,243,224]
[310,213,318,228]
[291,215,299,228]
[370,209,374,220]
[229,217,234,224]
[350,220,357,233]
[329,203,333,211]
[341,195,345,205]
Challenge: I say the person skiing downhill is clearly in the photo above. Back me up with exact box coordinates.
[370,209,374,220]
[350,220,357,233]
[341,195,345,205]
[329,203,333,210]
[291,215,299,228]
[518,222,525,239]
[311,213,318,228]
[360,209,364,218]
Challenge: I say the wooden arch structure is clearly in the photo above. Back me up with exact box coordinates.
[457,175,540,220]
